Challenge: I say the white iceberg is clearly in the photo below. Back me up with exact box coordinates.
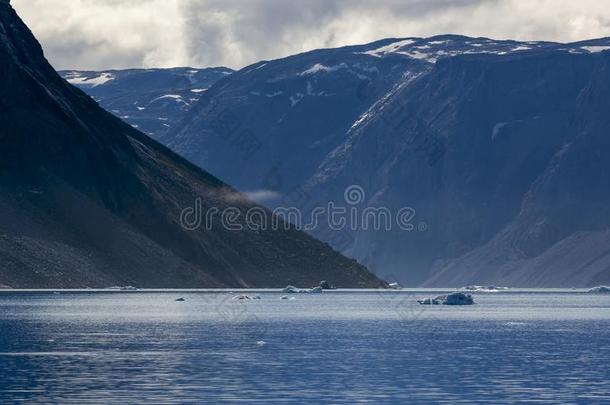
[388,282,402,290]
[462,285,508,293]
[106,286,139,291]
[418,292,475,306]
[588,286,610,294]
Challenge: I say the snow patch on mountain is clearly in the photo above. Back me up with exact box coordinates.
[582,45,610,53]
[363,39,417,57]
[65,72,115,87]
[149,94,188,106]
[492,122,509,140]
[300,63,348,75]
[352,63,380,73]
[290,93,304,107]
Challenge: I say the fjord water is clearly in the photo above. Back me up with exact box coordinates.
[0,291,608,403]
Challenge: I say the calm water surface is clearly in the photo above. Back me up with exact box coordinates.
[0,290,609,403]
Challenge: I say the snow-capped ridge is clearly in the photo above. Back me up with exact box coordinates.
[65,72,115,87]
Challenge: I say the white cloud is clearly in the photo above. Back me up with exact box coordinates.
[12,0,610,71]
[244,190,281,204]
[12,0,188,70]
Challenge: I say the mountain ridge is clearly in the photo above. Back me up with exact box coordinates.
[58,67,233,140]
[155,33,610,287]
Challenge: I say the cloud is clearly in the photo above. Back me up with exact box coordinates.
[221,189,280,204]
[243,190,282,204]
[12,0,188,70]
[12,0,610,71]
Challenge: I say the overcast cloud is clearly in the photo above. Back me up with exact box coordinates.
[12,0,610,71]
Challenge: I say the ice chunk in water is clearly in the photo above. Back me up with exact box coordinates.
[588,286,610,294]
[418,292,475,305]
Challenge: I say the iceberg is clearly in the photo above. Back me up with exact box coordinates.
[106,286,139,291]
[319,280,336,290]
[282,285,324,294]
[444,292,475,305]
[232,295,262,300]
[462,285,509,293]
[418,292,475,306]
[388,282,402,290]
[588,286,610,294]
[417,297,443,305]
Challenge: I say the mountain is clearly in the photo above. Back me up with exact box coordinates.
[59,67,233,140]
[163,34,610,287]
[0,0,383,289]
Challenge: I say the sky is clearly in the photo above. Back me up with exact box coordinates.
[12,0,610,71]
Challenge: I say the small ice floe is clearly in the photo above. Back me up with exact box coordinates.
[106,286,139,291]
[232,295,262,300]
[388,282,402,290]
[588,286,610,294]
[175,298,186,302]
[282,285,323,294]
[309,286,323,294]
[256,341,267,346]
[418,292,475,306]
[319,280,336,290]
[280,295,295,300]
[462,285,508,293]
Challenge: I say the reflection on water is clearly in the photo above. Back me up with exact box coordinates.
[0,291,609,403]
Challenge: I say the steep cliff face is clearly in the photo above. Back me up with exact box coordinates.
[164,33,610,287]
[423,54,610,287]
[161,38,430,195]
[308,48,610,287]
[0,2,383,289]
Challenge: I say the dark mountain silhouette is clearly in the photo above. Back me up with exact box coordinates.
[0,0,384,289]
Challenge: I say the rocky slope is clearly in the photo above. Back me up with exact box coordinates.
[165,33,610,287]
[0,0,383,289]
